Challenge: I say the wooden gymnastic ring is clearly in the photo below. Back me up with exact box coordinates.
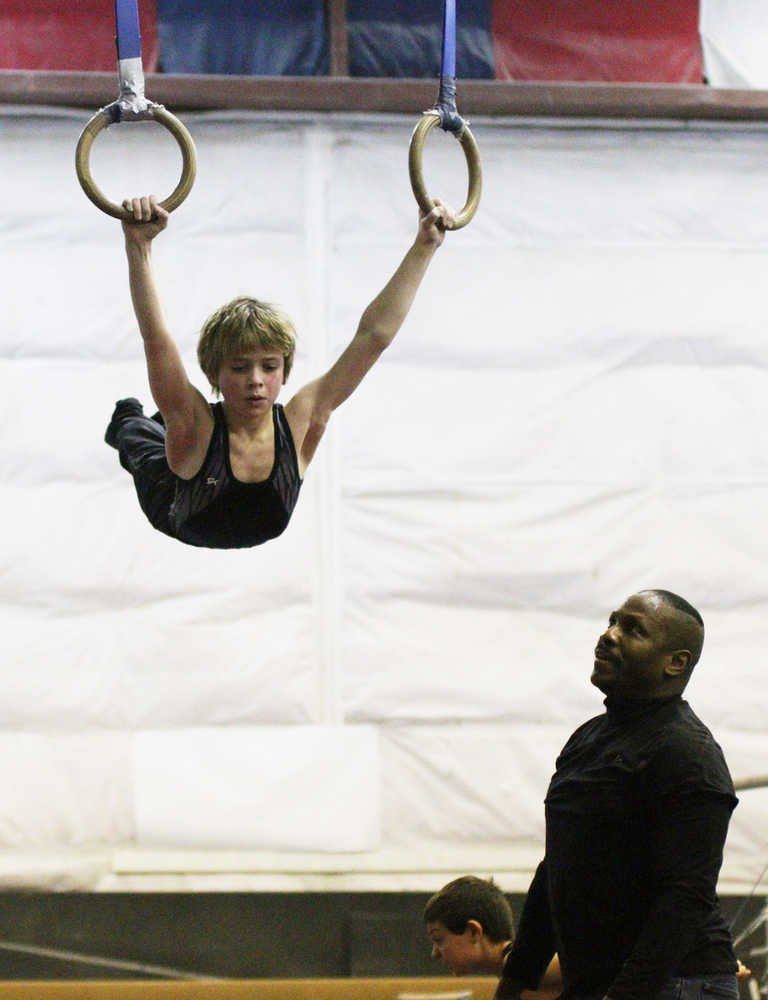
[75,104,197,220]
[408,112,482,230]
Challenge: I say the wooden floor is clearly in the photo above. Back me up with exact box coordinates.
[0,978,496,1000]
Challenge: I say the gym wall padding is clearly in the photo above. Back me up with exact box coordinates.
[491,0,703,82]
[346,0,495,79]
[699,0,768,87]
[2,109,768,891]
[0,0,158,72]
[132,727,380,850]
[2,2,733,83]
[155,0,328,76]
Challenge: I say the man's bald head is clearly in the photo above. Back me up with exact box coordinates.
[638,589,704,674]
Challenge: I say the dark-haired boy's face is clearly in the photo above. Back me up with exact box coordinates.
[426,920,483,976]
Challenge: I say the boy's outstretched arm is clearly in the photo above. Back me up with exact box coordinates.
[122,195,211,474]
[285,199,454,472]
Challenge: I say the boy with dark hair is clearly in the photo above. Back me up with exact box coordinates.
[424,875,561,993]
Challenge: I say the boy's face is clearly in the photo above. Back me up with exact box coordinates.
[217,348,286,415]
[426,919,483,976]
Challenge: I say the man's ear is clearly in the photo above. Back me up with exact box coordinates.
[665,649,691,678]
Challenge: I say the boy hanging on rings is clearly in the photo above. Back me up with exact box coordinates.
[105,194,454,549]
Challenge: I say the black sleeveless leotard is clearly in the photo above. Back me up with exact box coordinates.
[108,400,302,549]
[171,402,301,548]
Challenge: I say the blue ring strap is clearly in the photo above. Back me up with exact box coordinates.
[434,0,465,133]
[113,0,149,117]
[114,0,142,61]
[441,0,456,79]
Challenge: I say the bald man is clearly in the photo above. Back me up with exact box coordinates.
[495,590,739,1000]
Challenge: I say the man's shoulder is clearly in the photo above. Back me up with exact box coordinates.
[553,711,610,764]
[563,710,606,743]
[650,700,735,797]
[657,699,719,752]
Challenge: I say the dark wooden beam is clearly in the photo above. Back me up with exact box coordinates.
[326,0,349,77]
[4,70,768,121]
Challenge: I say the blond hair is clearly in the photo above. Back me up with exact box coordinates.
[197,296,296,394]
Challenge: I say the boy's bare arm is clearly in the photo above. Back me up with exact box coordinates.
[285,200,454,471]
[122,196,211,471]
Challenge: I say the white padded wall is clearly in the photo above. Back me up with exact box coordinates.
[1,108,767,890]
[700,0,768,87]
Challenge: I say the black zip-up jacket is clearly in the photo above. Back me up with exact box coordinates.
[502,695,738,1000]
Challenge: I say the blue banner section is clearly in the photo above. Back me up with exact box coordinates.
[157,0,328,75]
[114,0,142,61]
[348,0,494,79]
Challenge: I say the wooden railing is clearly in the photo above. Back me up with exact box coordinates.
[3,70,768,120]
